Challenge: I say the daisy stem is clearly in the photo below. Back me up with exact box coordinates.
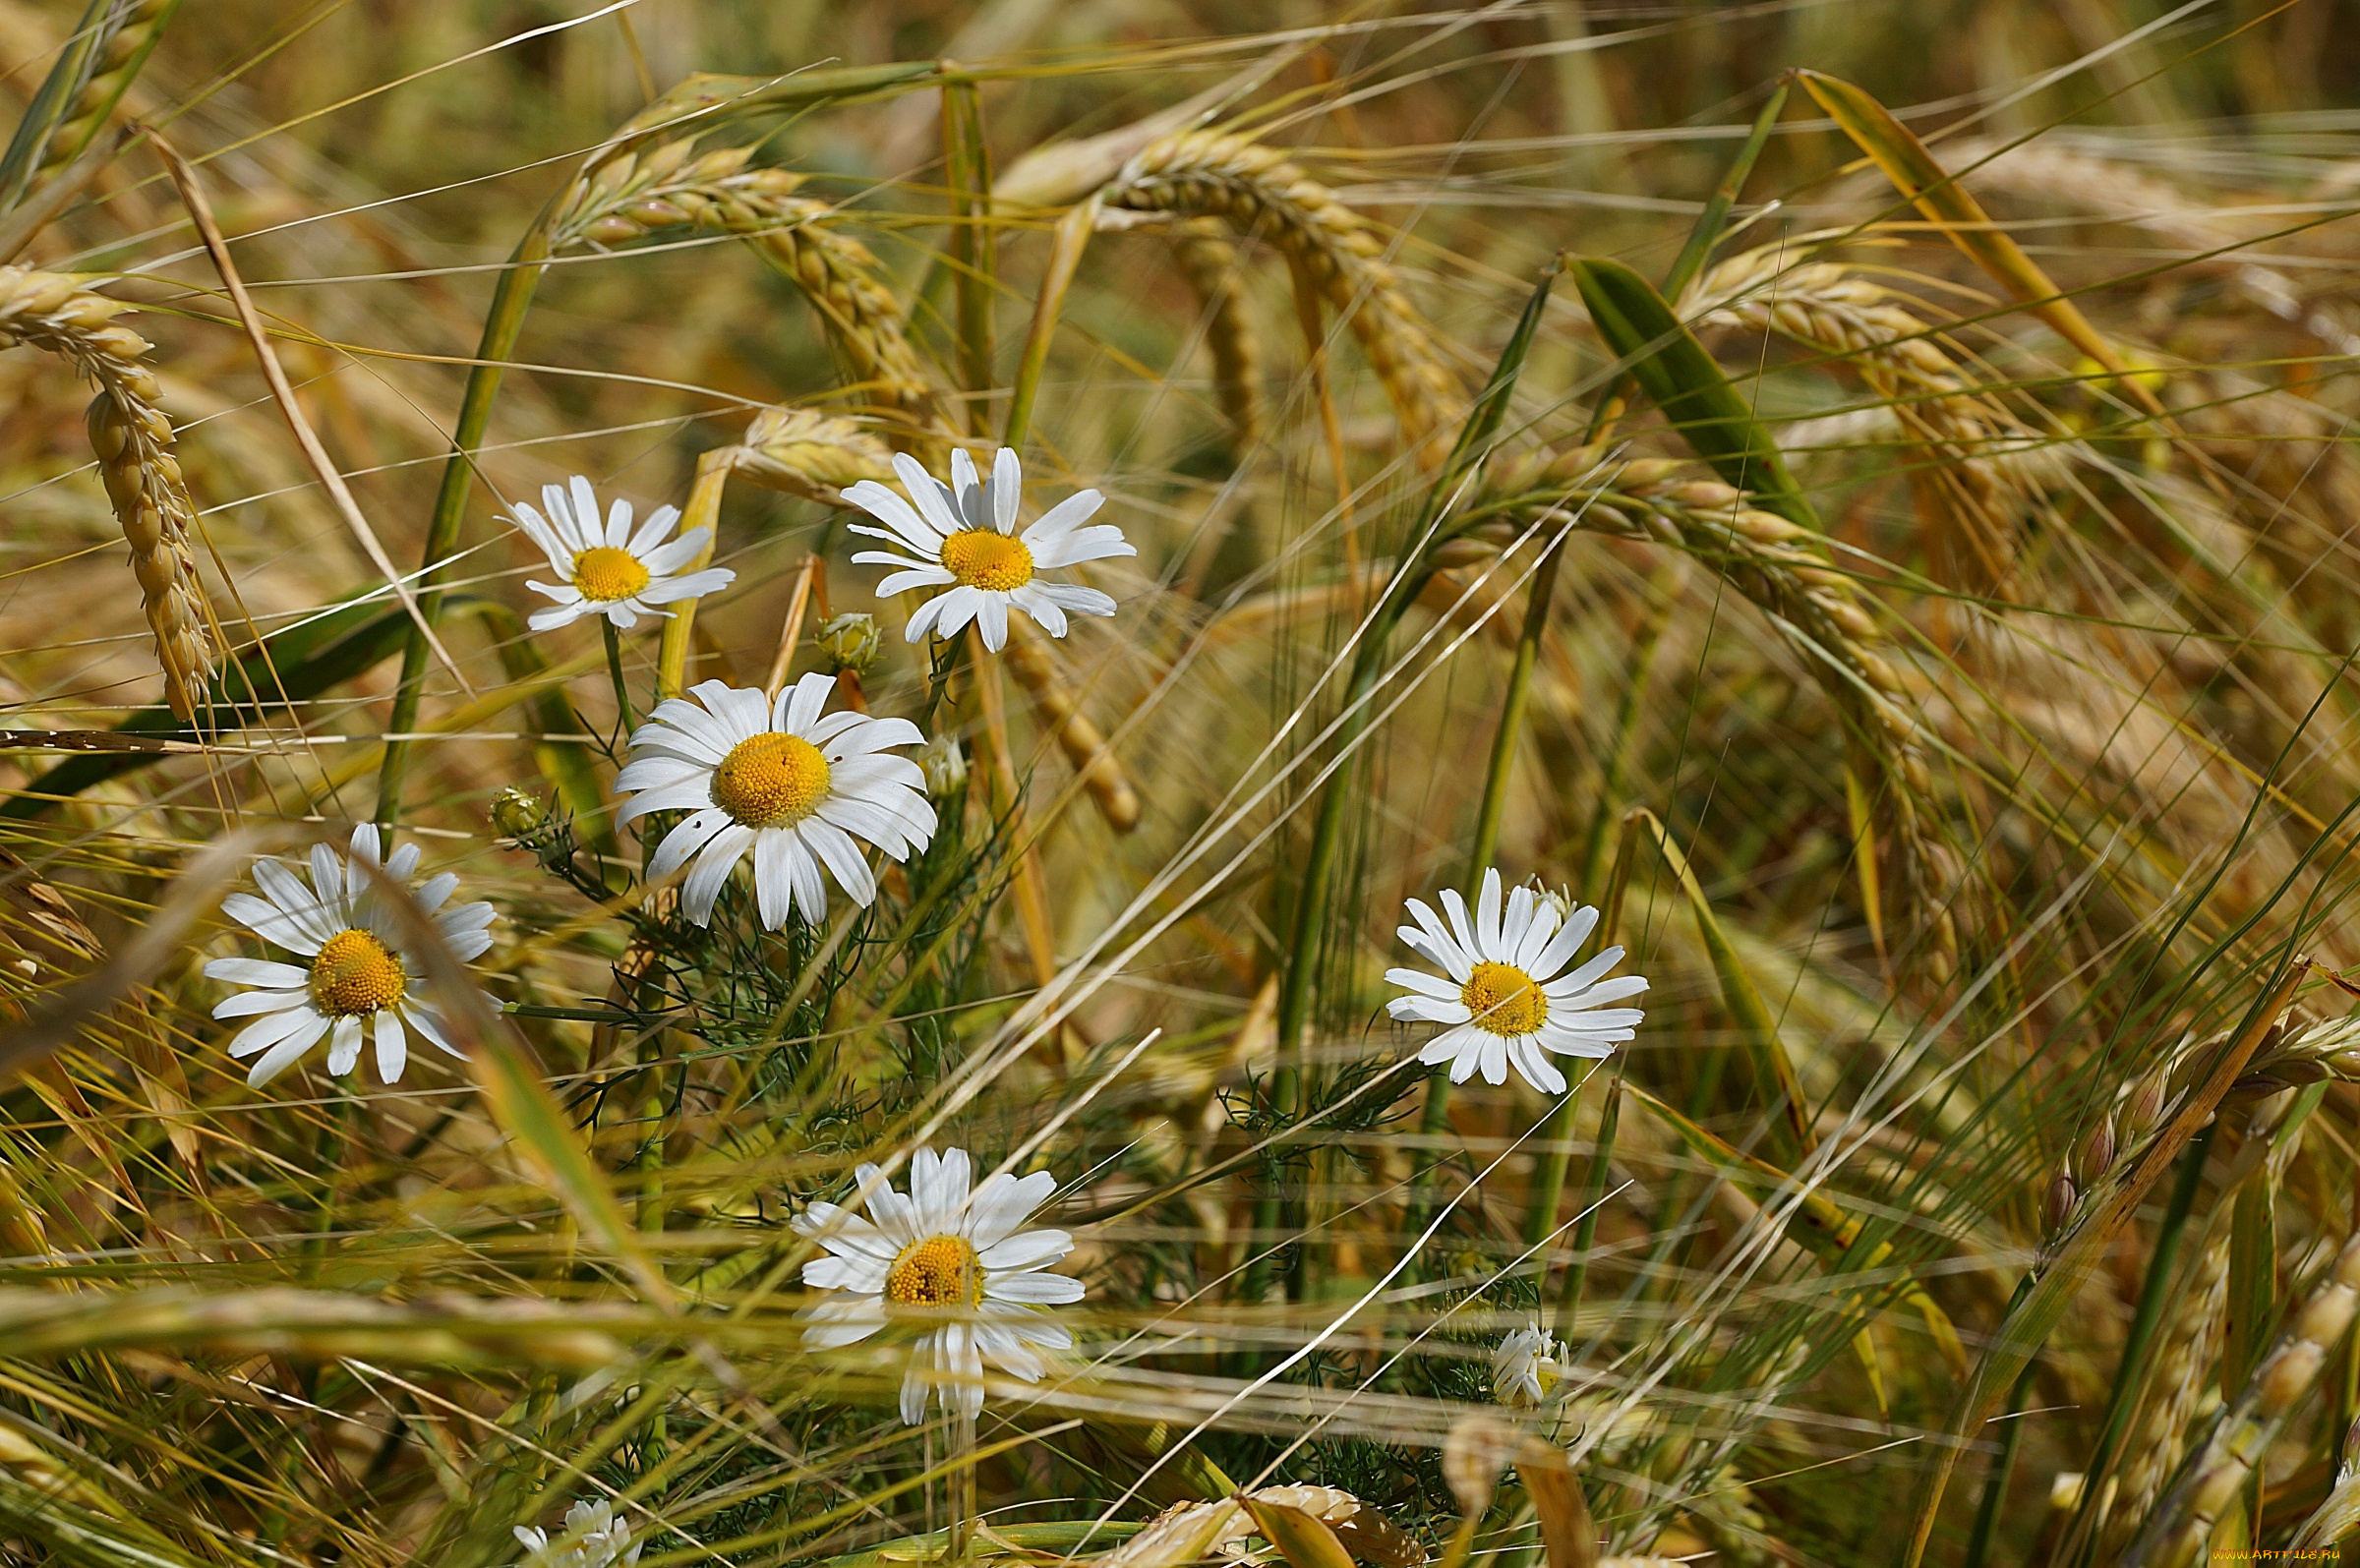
[603,619,636,734]
[376,219,553,827]
[949,1409,978,1562]
[1253,266,1559,1306]
[1554,1070,1622,1328]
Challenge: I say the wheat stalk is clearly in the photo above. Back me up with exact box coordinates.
[549,140,945,429]
[1100,129,1466,465]
[0,266,213,720]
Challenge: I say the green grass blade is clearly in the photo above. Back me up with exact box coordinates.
[1566,256,1815,530]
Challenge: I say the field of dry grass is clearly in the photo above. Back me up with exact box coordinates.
[4,1,2360,1563]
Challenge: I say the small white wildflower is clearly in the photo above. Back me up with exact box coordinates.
[795,1146,1084,1425]
[1492,1325,1565,1409]
[1385,867,1647,1094]
[512,475,734,632]
[613,673,934,928]
[842,447,1133,652]
[205,826,497,1087]
[513,1499,640,1568]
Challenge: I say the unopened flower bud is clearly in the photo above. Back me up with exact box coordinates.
[2044,1171,2078,1230]
[2126,1068,2169,1136]
[813,612,882,675]
[2079,1117,2117,1184]
[492,786,550,841]
[919,735,968,798]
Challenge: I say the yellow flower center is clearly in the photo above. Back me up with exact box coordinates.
[1461,960,1547,1037]
[571,545,651,603]
[710,732,831,827]
[884,1235,982,1307]
[939,530,1034,593]
[311,928,406,1017]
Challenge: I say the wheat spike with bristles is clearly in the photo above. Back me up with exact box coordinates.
[1004,618,1141,835]
[1469,446,1960,976]
[2126,1217,2360,1565]
[724,403,898,502]
[0,265,213,719]
[1101,129,1466,465]
[1169,217,1265,451]
[1685,247,2056,598]
[2100,1227,2231,1554]
[549,141,945,429]
[21,0,170,191]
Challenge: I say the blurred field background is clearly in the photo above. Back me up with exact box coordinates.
[6,0,2360,1565]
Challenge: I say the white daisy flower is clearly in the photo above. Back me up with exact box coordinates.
[512,474,735,632]
[794,1146,1084,1425]
[842,447,1133,652]
[1385,867,1647,1095]
[513,1499,640,1568]
[205,825,498,1088]
[1492,1325,1565,1409]
[613,672,935,929]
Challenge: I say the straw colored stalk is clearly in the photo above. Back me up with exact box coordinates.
[1686,246,2056,598]
[1168,216,1265,449]
[549,139,945,431]
[1473,447,1959,976]
[0,266,213,719]
[2127,1219,2360,1565]
[1100,129,1466,466]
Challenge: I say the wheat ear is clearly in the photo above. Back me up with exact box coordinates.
[550,141,944,428]
[0,266,213,719]
[1102,129,1465,465]
[19,0,171,190]
[1687,247,2054,597]
[724,404,898,502]
[1471,448,1959,977]
[2101,1227,2231,1553]
[2126,1219,2360,1565]
[1004,619,1141,835]
[1169,217,1265,450]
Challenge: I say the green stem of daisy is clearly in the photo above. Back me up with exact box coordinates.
[602,618,636,735]
[375,218,555,828]
[949,1409,978,1563]
[1246,268,1558,1307]
[1555,1069,1622,1329]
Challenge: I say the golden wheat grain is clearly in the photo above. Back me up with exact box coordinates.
[1100,129,1466,465]
[0,266,213,719]
[1168,217,1265,450]
[550,140,944,428]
